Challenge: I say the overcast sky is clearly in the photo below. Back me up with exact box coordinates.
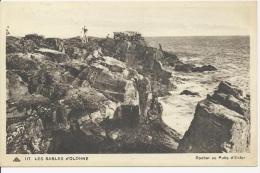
[2,1,256,38]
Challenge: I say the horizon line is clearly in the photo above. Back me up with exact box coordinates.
[7,34,250,39]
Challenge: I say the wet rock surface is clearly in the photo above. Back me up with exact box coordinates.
[178,81,250,153]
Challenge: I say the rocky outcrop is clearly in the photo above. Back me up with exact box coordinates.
[6,34,181,154]
[175,62,217,73]
[99,38,174,96]
[192,65,217,72]
[6,34,66,54]
[178,81,250,153]
[180,90,200,96]
[175,63,195,73]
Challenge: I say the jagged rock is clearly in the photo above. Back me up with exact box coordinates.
[217,81,243,100]
[180,90,200,96]
[152,60,172,84]
[178,81,250,153]
[163,51,179,66]
[175,63,194,72]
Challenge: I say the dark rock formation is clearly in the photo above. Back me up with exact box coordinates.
[175,62,217,73]
[192,65,217,72]
[178,81,250,153]
[180,90,200,96]
[175,63,195,72]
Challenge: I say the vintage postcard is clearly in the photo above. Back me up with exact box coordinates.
[0,0,257,166]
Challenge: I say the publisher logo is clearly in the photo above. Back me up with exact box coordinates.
[13,157,21,162]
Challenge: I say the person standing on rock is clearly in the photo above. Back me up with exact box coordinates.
[81,26,88,43]
[159,43,163,51]
[147,94,163,122]
[136,77,152,123]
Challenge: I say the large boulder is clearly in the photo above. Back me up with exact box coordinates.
[178,81,250,153]
[64,87,108,116]
[78,56,139,103]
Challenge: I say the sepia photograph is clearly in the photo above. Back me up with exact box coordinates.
[0,0,257,166]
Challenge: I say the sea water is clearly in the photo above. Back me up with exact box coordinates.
[146,36,250,136]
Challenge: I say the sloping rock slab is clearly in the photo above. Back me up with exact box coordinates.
[36,48,69,63]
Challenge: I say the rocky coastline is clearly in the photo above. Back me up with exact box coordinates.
[6,34,249,153]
